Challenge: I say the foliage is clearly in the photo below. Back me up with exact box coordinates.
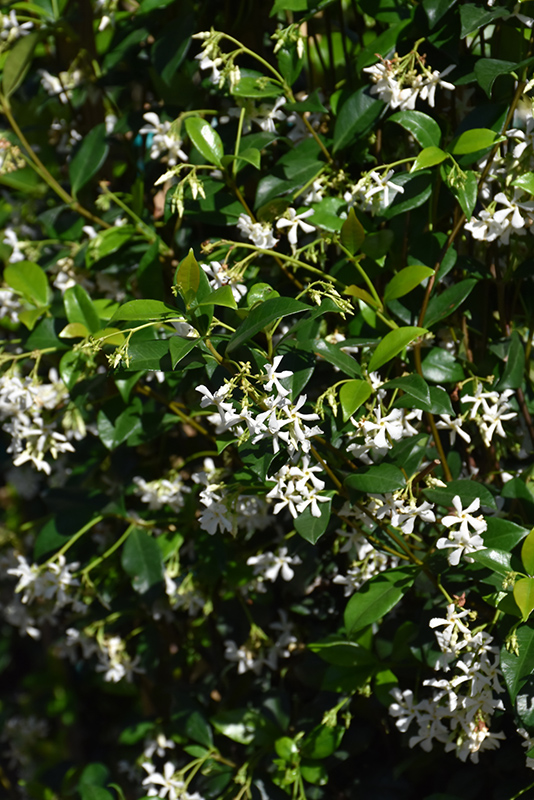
[2,1,534,799]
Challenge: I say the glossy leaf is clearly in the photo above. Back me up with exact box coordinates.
[195,284,238,309]
[69,123,109,196]
[333,88,385,152]
[4,260,49,306]
[460,3,509,36]
[308,640,377,667]
[86,227,137,267]
[344,566,417,635]
[300,761,328,786]
[423,0,458,27]
[339,379,373,421]
[64,285,101,334]
[446,168,478,219]
[513,172,534,196]
[448,128,506,155]
[185,117,224,167]
[345,464,406,495]
[514,579,534,622]
[522,529,534,576]
[226,297,309,353]
[475,57,534,98]
[381,171,433,219]
[340,207,365,255]
[232,75,283,98]
[389,110,441,148]
[484,518,530,550]
[294,496,332,544]
[500,624,534,703]
[424,279,477,328]
[174,248,200,305]
[470,548,511,577]
[3,31,39,97]
[411,146,448,172]
[110,299,179,322]
[421,347,465,382]
[169,336,198,368]
[313,339,362,377]
[368,326,427,372]
[382,374,431,405]
[301,725,344,760]
[495,331,524,391]
[97,402,143,448]
[121,528,164,594]
[423,479,497,511]
[384,265,434,303]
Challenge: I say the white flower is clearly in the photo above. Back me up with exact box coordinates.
[262,355,292,397]
[441,495,487,537]
[140,112,188,166]
[435,414,471,445]
[200,260,246,301]
[1,10,33,41]
[250,97,287,132]
[237,214,279,249]
[275,207,316,249]
[142,761,185,800]
[3,227,25,262]
[247,547,301,582]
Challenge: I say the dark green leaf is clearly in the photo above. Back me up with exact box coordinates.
[294,496,332,544]
[381,171,433,219]
[389,110,441,148]
[423,479,497,511]
[185,117,224,167]
[232,75,283,98]
[169,337,197,368]
[301,725,344,760]
[460,3,509,37]
[340,207,365,254]
[333,88,385,152]
[86,227,137,267]
[382,374,431,405]
[226,297,309,353]
[356,21,411,71]
[195,284,238,309]
[313,339,362,377]
[185,711,213,748]
[345,464,406,495]
[423,0,458,28]
[394,385,454,416]
[79,787,114,800]
[500,623,534,703]
[69,124,109,196]
[3,31,39,98]
[344,566,417,634]
[470,548,512,577]
[174,248,200,305]
[495,331,524,390]
[421,347,465,382]
[97,401,143,449]
[121,528,164,594]
[447,168,478,218]
[484,518,530,550]
[125,340,172,372]
[308,639,377,667]
[424,279,477,328]
[368,326,427,372]
[502,478,534,505]
[474,58,534,98]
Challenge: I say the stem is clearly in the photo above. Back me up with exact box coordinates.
[46,515,104,564]
[80,523,136,577]
[233,106,246,179]
[413,345,453,482]
[136,384,212,438]
[337,242,383,309]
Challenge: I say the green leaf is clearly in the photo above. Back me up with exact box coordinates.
[470,547,511,577]
[411,146,448,172]
[232,75,283,98]
[78,762,109,788]
[460,3,509,37]
[64,285,101,334]
[211,709,274,746]
[333,88,385,152]
[345,464,406,495]
[196,284,238,309]
[356,21,411,71]
[500,623,534,703]
[221,147,261,171]
[121,528,164,594]
[495,331,524,390]
[184,711,213,748]
[301,726,344,760]
[423,0,458,27]
[446,168,478,218]
[226,297,309,353]
[513,173,534,196]
[169,337,198,368]
[389,110,441,148]
[313,339,362,377]
[270,0,307,14]
[86,226,137,267]
[382,374,431,405]
[339,379,373,421]
[308,639,377,667]
[344,566,417,635]
[384,265,434,303]
[340,207,365,254]
[424,279,477,328]
[449,128,507,155]
[3,30,39,98]
[423,479,497,511]
[421,347,465,383]
[79,787,114,800]
[484,518,530,550]
[294,496,332,544]
[522,529,534,576]
[184,117,224,167]
[275,737,299,761]
[97,402,143,449]
[368,326,427,372]
[4,260,49,306]
[174,248,200,305]
[475,58,534,98]
[110,299,179,323]
[380,171,433,219]
[515,578,534,622]
[69,124,109,197]
[125,340,172,371]
[394,385,454,416]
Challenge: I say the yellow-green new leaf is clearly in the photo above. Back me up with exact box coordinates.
[410,146,448,172]
[368,326,427,372]
[514,577,534,622]
[340,207,365,255]
[340,379,373,421]
[384,265,434,303]
[521,528,534,575]
[174,248,200,305]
